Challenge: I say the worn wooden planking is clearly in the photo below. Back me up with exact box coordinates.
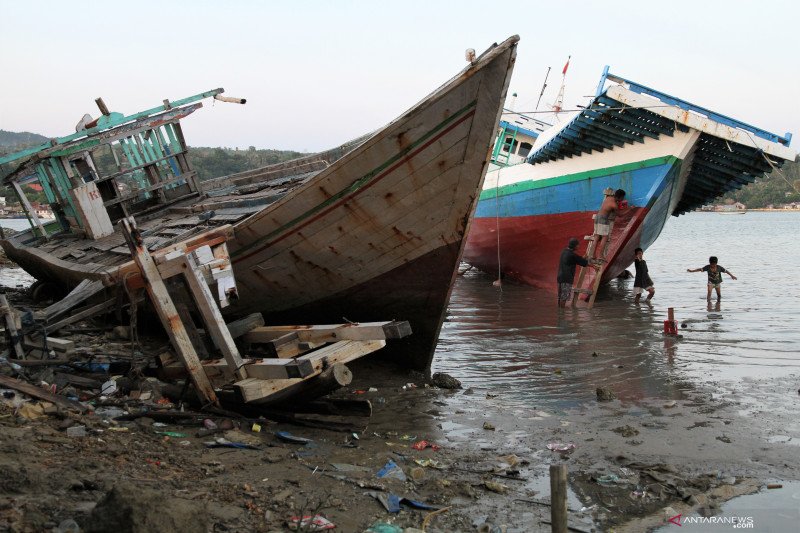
[224,313,264,340]
[35,279,105,322]
[232,340,385,403]
[0,375,89,413]
[23,336,75,354]
[182,254,247,380]
[245,321,411,344]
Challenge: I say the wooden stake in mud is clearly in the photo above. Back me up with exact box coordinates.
[549,463,568,533]
[0,293,25,359]
[120,217,218,406]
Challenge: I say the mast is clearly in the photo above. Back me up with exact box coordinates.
[552,55,570,113]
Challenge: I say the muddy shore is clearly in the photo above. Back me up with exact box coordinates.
[1,266,799,532]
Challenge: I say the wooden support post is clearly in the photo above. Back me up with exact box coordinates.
[11,180,46,239]
[182,253,247,380]
[0,293,25,359]
[119,217,218,406]
[549,464,568,533]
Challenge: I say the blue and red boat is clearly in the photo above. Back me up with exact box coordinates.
[464,67,796,291]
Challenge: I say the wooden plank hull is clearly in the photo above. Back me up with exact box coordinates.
[1,36,519,371]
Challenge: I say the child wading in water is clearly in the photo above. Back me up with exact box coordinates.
[633,247,654,303]
[687,256,737,300]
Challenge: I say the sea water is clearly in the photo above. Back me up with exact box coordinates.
[434,211,800,408]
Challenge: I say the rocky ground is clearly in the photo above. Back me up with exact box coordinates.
[1,276,799,533]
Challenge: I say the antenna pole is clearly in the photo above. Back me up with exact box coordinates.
[534,66,551,112]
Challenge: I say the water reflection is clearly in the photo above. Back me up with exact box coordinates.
[433,212,800,411]
[434,270,685,411]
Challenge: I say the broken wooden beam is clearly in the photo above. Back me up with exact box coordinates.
[236,363,353,405]
[23,336,75,355]
[225,313,264,340]
[0,293,25,359]
[243,320,411,344]
[0,375,89,413]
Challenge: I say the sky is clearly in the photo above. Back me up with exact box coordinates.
[1,0,798,153]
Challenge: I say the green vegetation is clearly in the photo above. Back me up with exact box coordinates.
[188,146,307,181]
[0,130,48,148]
[725,159,800,208]
[1,128,797,209]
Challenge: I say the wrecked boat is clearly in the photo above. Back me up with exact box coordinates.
[0,36,519,371]
[463,67,797,292]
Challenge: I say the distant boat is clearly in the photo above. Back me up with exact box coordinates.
[716,204,747,215]
[464,67,795,290]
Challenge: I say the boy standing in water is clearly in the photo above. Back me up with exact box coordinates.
[633,247,655,303]
[687,256,737,300]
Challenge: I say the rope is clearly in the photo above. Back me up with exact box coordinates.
[746,131,800,195]
[421,506,451,531]
[494,169,502,288]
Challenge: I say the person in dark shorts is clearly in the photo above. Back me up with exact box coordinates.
[687,256,737,300]
[557,237,593,308]
[632,247,654,303]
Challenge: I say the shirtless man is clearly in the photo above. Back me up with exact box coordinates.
[593,188,626,259]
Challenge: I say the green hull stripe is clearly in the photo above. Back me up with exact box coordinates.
[479,155,679,201]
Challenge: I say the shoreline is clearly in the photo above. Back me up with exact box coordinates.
[1,280,798,532]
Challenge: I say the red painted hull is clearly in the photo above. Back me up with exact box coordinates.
[463,207,650,291]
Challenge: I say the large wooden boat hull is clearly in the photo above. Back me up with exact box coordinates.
[1,36,519,370]
[465,131,694,289]
[465,70,795,293]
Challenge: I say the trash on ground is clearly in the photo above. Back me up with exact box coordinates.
[204,438,260,450]
[376,459,407,481]
[287,514,335,531]
[547,442,576,453]
[411,440,441,451]
[275,430,313,444]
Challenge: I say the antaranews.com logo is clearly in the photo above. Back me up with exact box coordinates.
[668,513,755,528]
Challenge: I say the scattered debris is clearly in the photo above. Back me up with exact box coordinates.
[613,425,640,438]
[431,372,462,389]
[596,387,616,401]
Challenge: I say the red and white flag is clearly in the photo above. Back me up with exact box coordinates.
[562,56,571,75]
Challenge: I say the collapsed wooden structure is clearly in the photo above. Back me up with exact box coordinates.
[1,216,411,407]
[0,36,519,371]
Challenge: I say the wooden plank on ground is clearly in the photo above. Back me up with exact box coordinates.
[34,279,106,322]
[225,313,264,339]
[23,336,75,354]
[42,298,116,333]
[0,375,89,413]
[233,340,385,403]
[243,320,411,344]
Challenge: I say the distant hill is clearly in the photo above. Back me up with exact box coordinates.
[0,130,48,149]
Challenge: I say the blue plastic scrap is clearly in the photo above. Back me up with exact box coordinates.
[375,459,407,481]
[365,491,441,514]
[275,430,313,445]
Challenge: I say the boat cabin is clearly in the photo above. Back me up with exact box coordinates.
[0,90,232,242]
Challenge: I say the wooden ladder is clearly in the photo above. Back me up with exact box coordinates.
[571,215,615,309]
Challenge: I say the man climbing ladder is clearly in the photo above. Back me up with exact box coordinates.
[572,188,626,308]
